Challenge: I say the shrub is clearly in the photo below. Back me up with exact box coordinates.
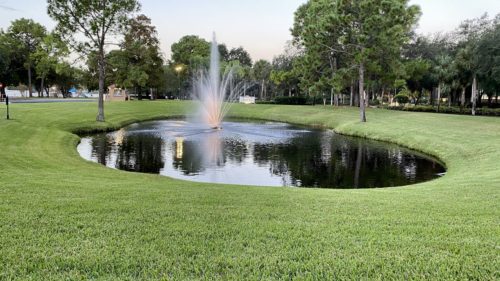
[306,96,325,105]
[387,105,500,116]
[273,96,308,105]
[256,100,275,105]
[394,94,410,104]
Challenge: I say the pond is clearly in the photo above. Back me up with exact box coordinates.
[77,119,445,188]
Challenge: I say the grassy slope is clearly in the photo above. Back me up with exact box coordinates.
[0,101,498,280]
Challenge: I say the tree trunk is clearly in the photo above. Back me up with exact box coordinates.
[40,76,45,99]
[259,80,264,100]
[437,83,441,113]
[471,76,477,116]
[96,49,105,122]
[359,63,367,122]
[354,84,359,107]
[382,87,386,105]
[137,87,142,100]
[350,82,354,107]
[264,80,267,100]
[461,87,466,109]
[28,65,33,98]
[330,88,334,106]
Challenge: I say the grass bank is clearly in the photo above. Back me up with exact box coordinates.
[0,101,498,280]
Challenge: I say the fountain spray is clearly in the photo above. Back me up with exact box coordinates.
[192,33,242,129]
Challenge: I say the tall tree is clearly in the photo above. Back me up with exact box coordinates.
[292,0,420,122]
[170,35,211,92]
[0,32,12,94]
[474,17,500,108]
[404,59,431,105]
[6,18,46,97]
[32,33,69,97]
[252,60,272,100]
[228,47,252,67]
[218,44,230,62]
[454,14,493,114]
[171,35,210,66]
[47,0,140,121]
[108,15,164,100]
[433,55,455,112]
[270,52,301,98]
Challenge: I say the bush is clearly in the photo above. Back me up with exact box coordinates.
[369,99,381,106]
[387,105,500,116]
[273,96,308,105]
[394,94,410,104]
[256,100,275,105]
[306,96,325,105]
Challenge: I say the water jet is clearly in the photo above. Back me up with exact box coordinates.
[192,33,242,129]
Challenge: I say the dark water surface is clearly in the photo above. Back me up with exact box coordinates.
[77,119,445,188]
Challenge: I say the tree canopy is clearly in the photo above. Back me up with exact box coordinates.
[292,0,421,121]
[47,0,140,121]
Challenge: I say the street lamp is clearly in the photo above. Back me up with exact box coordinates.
[174,65,184,100]
[5,97,9,120]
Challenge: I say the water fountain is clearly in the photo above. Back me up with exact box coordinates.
[192,33,241,129]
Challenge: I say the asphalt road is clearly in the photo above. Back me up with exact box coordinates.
[9,98,97,104]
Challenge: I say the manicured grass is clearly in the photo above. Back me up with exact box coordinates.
[0,101,498,280]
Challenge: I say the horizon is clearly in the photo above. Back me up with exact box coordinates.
[0,0,499,62]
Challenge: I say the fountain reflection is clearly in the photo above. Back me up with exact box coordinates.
[175,137,184,159]
[203,131,225,167]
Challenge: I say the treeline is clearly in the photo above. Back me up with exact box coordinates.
[0,18,72,98]
[166,34,287,102]
[286,0,500,120]
[1,0,499,122]
[0,15,165,101]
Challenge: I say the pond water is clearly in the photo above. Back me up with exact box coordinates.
[77,119,445,188]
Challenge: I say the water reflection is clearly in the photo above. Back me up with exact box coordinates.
[77,120,445,188]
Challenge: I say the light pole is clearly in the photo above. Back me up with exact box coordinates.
[174,65,184,100]
[6,96,9,120]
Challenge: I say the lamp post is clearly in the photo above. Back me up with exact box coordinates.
[174,65,184,100]
[6,96,9,120]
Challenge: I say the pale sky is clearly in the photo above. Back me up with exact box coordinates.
[0,0,499,61]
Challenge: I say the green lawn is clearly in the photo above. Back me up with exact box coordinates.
[0,101,498,280]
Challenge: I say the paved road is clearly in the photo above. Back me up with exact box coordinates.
[9,98,97,104]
